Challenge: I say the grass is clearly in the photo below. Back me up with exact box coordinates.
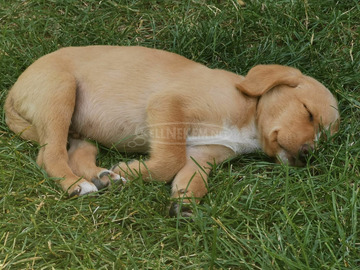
[0,0,359,269]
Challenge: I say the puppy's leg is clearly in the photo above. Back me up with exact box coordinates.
[68,138,125,190]
[169,145,234,217]
[112,94,187,182]
[27,72,97,196]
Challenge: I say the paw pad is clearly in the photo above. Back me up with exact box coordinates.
[92,170,127,190]
[169,202,193,218]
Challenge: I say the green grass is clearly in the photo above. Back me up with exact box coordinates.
[1,0,359,269]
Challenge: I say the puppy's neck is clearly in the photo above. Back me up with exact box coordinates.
[186,118,261,154]
[231,118,261,154]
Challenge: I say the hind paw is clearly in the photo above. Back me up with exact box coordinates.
[69,181,98,197]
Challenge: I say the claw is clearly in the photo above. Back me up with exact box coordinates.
[69,186,81,197]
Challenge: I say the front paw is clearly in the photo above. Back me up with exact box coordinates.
[91,170,127,190]
[169,202,193,218]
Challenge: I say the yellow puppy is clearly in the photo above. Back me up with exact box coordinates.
[5,46,339,215]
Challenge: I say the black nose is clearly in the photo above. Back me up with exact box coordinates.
[298,144,314,163]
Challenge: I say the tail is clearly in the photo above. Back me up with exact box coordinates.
[4,94,39,142]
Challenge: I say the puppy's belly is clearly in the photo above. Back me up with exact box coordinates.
[71,96,150,152]
[71,113,150,152]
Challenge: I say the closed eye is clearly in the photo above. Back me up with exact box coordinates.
[303,104,314,122]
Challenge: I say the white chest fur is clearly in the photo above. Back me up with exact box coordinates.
[186,121,261,154]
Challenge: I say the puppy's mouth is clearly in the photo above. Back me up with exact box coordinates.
[276,150,303,167]
[276,144,313,167]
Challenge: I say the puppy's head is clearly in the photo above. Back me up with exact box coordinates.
[236,65,340,166]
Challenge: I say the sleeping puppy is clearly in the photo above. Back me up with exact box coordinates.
[5,46,340,216]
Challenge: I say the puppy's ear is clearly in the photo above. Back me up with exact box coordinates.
[236,65,302,97]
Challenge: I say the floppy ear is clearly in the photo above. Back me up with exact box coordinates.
[236,65,302,97]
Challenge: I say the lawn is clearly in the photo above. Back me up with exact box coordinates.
[0,0,359,269]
